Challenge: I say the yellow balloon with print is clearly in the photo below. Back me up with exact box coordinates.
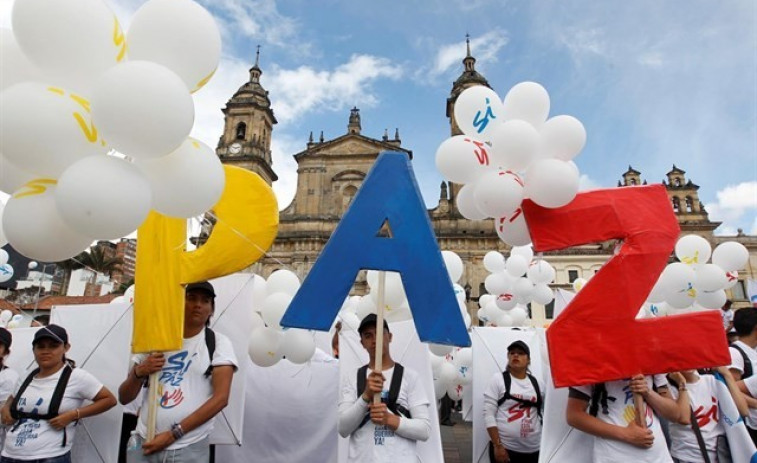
[11,0,126,95]
[0,82,108,178]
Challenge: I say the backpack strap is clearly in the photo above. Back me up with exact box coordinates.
[690,406,712,463]
[356,363,410,429]
[526,373,543,421]
[356,365,369,400]
[497,371,512,407]
[731,343,753,379]
[203,327,216,378]
[496,371,543,421]
[10,365,74,447]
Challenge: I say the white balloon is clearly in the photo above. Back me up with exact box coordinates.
[453,284,467,304]
[712,242,749,272]
[248,326,283,367]
[532,283,554,305]
[438,361,458,383]
[661,263,696,295]
[478,294,495,308]
[696,289,727,310]
[0,264,13,283]
[675,235,712,266]
[384,303,412,323]
[124,285,136,303]
[3,184,92,262]
[0,82,109,177]
[454,86,505,140]
[509,306,528,326]
[510,245,534,264]
[446,383,464,401]
[502,82,550,128]
[512,277,534,302]
[0,250,8,266]
[695,264,727,292]
[483,251,506,273]
[649,301,670,317]
[485,272,512,295]
[56,155,152,239]
[473,170,524,218]
[540,115,586,161]
[667,288,696,309]
[137,138,225,218]
[11,0,125,93]
[462,311,472,329]
[434,378,447,400]
[91,61,194,157]
[495,311,513,327]
[260,292,293,330]
[495,208,532,246]
[527,260,555,284]
[266,270,300,297]
[27,261,38,270]
[250,312,265,332]
[724,271,739,290]
[494,292,517,310]
[366,270,379,289]
[0,30,41,92]
[476,306,495,325]
[430,354,444,376]
[506,255,529,277]
[355,297,376,320]
[435,135,492,184]
[647,273,670,303]
[572,278,588,292]
[109,295,126,304]
[456,183,488,220]
[430,343,454,357]
[0,155,36,196]
[442,251,464,283]
[281,328,315,364]
[251,274,267,312]
[524,158,579,208]
[127,0,221,93]
[2,310,15,323]
[382,272,407,308]
[489,120,539,171]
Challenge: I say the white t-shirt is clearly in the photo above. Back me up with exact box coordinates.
[0,367,20,453]
[744,375,757,398]
[483,371,543,453]
[339,365,430,462]
[729,340,757,429]
[668,374,725,462]
[1,367,103,460]
[572,376,673,463]
[133,329,237,450]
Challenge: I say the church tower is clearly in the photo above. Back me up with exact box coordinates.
[216,46,278,184]
[445,35,492,209]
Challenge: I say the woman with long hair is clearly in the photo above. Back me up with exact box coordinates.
[0,324,116,463]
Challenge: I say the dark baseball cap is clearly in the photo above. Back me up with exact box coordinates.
[0,327,11,349]
[358,314,390,335]
[186,281,216,298]
[507,340,530,356]
[33,324,68,345]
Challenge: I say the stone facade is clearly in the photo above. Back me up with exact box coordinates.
[215,43,757,321]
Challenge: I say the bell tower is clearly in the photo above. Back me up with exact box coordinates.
[216,45,278,184]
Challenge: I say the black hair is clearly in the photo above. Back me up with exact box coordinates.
[33,314,50,326]
[734,307,757,337]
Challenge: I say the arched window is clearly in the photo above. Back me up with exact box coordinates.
[685,196,694,213]
[342,185,358,211]
[674,177,681,187]
[235,122,246,140]
[672,197,680,213]
[630,178,636,185]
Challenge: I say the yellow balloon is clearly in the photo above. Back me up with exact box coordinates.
[133,166,278,353]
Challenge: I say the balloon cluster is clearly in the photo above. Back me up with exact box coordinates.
[436,82,586,247]
[430,347,472,401]
[248,270,317,367]
[476,246,555,327]
[0,0,225,262]
[0,250,13,284]
[0,310,23,329]
[642,236,748,316]
[336,251,473,333]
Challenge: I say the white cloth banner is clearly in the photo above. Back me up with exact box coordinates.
[338,319,443,463]
[215,351,340,463]
[471,327,546,463]
[748,279,757,307]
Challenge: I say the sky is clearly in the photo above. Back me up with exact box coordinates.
[2,0,755,236]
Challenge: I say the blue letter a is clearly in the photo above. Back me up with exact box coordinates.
[281,152,470,346]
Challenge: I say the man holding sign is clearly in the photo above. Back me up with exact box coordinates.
[118,281,238,462]
[338,314,431,462]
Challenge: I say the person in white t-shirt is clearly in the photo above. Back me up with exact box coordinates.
[728,306,757,445]
[666,368,747,463]
[338,314,431,462]
[483,340,543,463]
[118,281,238,462]
[0,328,19,453]
[722,300,734,332]
[0,324,117,463]
[566,374,678,463]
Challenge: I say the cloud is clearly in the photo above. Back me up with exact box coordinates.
[706,181,757,234]
[266,54,403,124]
[578,173,602,191]
[419,30,509,82]
[270,135,302,211]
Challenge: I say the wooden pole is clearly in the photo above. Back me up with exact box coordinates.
[146,370,159,440]
[633,390,646,429]
[373,271,386,406]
